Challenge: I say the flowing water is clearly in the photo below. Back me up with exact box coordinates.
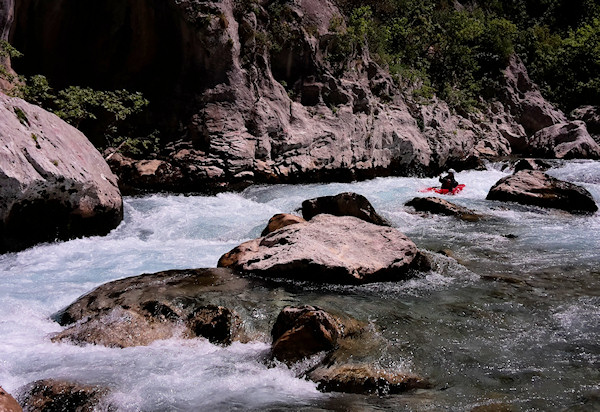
[1,160,599,411]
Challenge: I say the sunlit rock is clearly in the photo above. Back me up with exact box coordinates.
[406,196,481,222]
[260,213,306,236]
[486,170,598,214]
[0,93,123,253]
[527,121,600,159]
[219,214,430,284]
[52,268,249,348]
[0,386,21,412]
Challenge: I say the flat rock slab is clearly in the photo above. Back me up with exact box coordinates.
[52,268,249,347]
[405,196,481,222]
[486,170,598,214]
[219,214,428,284]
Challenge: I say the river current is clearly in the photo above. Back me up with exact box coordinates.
[0,160,599,411]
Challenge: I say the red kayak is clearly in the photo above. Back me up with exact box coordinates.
[420,184,465,195]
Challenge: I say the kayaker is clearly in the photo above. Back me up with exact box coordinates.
[439,169,459,191]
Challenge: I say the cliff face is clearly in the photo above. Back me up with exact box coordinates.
[6,0,593,192]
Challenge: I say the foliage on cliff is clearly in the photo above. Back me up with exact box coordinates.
[330,0,600,111]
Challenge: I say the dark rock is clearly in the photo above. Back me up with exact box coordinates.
[301,192,389,226]
[486,170,598,214]
[527,121,600,159]
[52,268,249,347]
[271,305,347,364]
[406,196,481,221]
[0,386,21,412]
[260,213,306,236]
[218,214,429,284]
[308,364,431,395]
[513,158,551,173]
[570,105,600,138]
[0,93,123,253]
[16,379,108,412]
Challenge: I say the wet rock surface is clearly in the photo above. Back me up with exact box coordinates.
[52,268,250,347]
[260,213,306,236]
[219,214,429,284]
[16,379,108,412]
[0,93,123,253]
[0,386,21,412]
[406,196,481,222]
[301,192,389,226]
[486,170,598,214]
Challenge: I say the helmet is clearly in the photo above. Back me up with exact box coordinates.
[448,168,456,174]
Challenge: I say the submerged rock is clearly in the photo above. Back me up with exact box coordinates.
[218,214,429,284]
[527,121,600,159]
[301,192,389,226]
[308,364,431,395]
[52,268,249,348]
[270,305,362,364]
[0,93,123,253]
[486,170,598,214]
[406,196,481,222]
[16,379,108,412]
[260,213,306,236]
[0,386,21,412]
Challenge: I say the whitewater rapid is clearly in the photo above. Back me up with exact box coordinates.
[1,160,599,410]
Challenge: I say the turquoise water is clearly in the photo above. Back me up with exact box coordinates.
[0,160,599,411]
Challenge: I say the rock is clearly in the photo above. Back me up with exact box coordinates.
[301,192,389,226]
[406,197,481,222]
[486,170,598,214]
[260,213,306,236]
[527,121,600,159]
[16,379,108,412]
[308,364,431,395]
[0,93,123,253]
[513,158,551,173]
[218,214,429,284]
[0,386,21,412]
[501,54,566,137]
[270,305,362,364]
[52,268,249,347]
[570,105,600,139]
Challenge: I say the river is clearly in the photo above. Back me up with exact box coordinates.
[1,160,599,411]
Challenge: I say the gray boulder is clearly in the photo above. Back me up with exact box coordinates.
[527,121,600,159]
[218,214,429,284]
[301,192,389,226]
[0,93,123,252]
[406,196,481,222]
[52,268,248,347]
[486,170,597,214]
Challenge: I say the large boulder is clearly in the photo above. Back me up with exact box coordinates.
[16,379,108,412]
[301,192,389,226]
[0,386,21,412]
[218,214,429,284]
[527,121,600,159]
[405,196,481,222]
[486,170,598,214]
[0,93,123,253]
[571,105,600,139]
[52,268,248,347]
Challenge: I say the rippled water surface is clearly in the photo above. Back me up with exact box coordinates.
[1,160,599,411]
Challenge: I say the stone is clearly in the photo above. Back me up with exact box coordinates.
[301,192,389,226]
[260,213,306,236]
[570,105,600,138]
[406,196,481,221]
[0,386,21,412]
[270,305,360,364]
[513,158,551,173]
[52,268,249,347]
[218,214,429,284]
[16,379,108,412]
[308,364,431,395]
[486,170,598,214]
[527,121,600,159]
[0,93,123,253]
